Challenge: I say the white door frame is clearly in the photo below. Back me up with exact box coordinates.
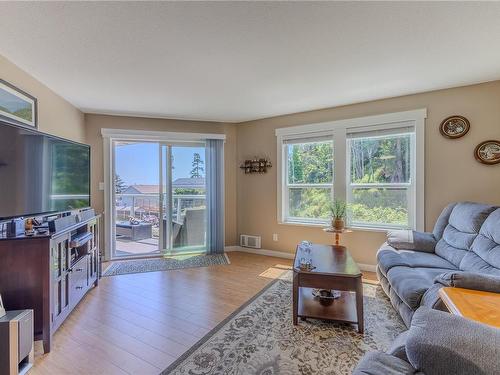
[101,129,225,261]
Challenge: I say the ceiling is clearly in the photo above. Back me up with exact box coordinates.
[1,2,500,123]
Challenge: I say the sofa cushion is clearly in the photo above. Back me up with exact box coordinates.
[434,202,496,267]
[432,203,456,240]
[386,267,452,310]
[460,208,500,275]
[377,247,456,276]
[448,202,495,233]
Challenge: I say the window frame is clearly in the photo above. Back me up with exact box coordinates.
[346,130,416,230]
[276,109,426,231]
[283,137,334,225]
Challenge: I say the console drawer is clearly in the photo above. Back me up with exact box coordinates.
[69,256,88,309]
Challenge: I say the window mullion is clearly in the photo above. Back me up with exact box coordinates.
[350,183,411,188]
[333,128,346,202]
[288,183,332,188]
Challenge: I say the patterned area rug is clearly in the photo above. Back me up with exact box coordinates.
[162,272,405,375]
[102,254,230,276]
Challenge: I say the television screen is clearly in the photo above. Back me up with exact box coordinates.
[0,121,90,219]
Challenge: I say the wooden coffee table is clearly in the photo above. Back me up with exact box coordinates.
[293,243,364,333]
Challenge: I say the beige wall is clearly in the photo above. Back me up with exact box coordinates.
[237,80,500,266]
[84,114,238,247]
[4,52,500,266]
[0,55,85,142]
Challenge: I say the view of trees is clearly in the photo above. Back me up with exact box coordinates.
[349,135,410,226]
[287,134,411,227]
[350,135,410,183]
[115,174,126,194]
[190,152,204,178]
[287,141,333,219]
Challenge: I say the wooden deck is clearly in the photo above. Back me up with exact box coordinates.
[115,237,160,256]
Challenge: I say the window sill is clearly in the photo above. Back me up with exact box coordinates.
[348,226,391,233]
[279,220,407,233]
[349,224,411,233]
[279,220,328,228]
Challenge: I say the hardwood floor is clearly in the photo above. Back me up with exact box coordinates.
[31,252,376,375]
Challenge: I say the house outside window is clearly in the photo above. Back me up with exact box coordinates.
[276,109,425,231]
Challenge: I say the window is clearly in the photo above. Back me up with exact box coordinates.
[276,110,425,231]
[347,128,414,229]
[284,137,333,223]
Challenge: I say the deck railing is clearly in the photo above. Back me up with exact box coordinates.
[115,193,206,223]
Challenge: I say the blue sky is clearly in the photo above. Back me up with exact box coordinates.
[115,143,205,185]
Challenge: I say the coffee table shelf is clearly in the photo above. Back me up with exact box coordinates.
[298,288,358,323]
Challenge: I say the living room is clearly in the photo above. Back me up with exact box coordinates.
[0,2,499,375]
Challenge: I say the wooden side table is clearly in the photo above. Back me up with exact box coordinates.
[438,287,500,328]
[323,227,353,246]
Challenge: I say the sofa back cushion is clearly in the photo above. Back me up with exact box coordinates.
[434,202,496,267]
[432,202,456,240]
[460,208,500,276]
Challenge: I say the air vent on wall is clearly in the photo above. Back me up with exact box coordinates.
[240,234,261,249]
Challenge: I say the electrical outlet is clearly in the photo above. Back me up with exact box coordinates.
[272,233,279,242]
[99,182,105,191]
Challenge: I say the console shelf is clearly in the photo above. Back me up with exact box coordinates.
[0,214,100,353]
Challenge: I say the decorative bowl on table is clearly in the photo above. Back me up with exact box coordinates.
[312,289,341,306]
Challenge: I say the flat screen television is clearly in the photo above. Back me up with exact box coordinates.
[0,121,90,220]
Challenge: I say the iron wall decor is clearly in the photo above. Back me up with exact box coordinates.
[0,79,37,129]
[240,157,272,174]
[474,140,500,165]
[439,115,470,139]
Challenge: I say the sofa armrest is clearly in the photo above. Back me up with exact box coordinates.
[434,271,500,293]
[353,351,417,375]
[406,307,500,375]
[387,230,436,253]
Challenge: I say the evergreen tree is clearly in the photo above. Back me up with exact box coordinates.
[190,153,204,178]
[115,174,127,193]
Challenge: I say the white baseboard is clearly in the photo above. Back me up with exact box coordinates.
[357,263,377,272]
[225,245,377,272]
[225,246,295,259]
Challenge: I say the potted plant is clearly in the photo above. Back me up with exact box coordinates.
[329,199,347,230]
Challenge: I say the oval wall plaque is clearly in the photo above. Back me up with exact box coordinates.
[439,115,470,139]
[474,140,500,165]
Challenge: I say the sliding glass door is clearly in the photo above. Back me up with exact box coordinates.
[111,140,206,259]
[161,144,207,254]
[113,141,161,258]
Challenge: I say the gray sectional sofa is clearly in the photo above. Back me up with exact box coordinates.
[353,306,500,375]
[376,202,500,326]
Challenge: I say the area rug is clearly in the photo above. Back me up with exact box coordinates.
[162,271,405,375]
[102,253,230,277]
